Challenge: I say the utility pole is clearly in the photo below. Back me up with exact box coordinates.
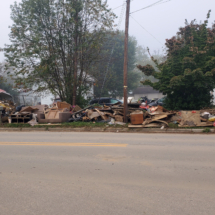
[123,0,131,123]
[73,1,78,106]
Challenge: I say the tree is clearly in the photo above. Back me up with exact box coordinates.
[137,11,215,110]
[134,46,165,84]
[3,0,116,105]
[94,31,140,98]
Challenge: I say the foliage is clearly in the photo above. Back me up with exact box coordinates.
[168,123,179,128]
[202,128,211,133]
[135,46,165,84]
[3,0,116,106]
[137,11,215,110]
[94,31,140,98]
[1,122,127,128]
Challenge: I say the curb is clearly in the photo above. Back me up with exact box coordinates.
[0,127,214,134]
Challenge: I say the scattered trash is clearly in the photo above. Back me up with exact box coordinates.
[28,119,38,127]
[1,94,215,129]
[209,116,215,122]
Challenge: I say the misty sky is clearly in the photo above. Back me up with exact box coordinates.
[0,0,214,61]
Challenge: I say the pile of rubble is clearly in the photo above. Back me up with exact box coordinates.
[129,106,215,128]
[0,100,16,123]
[9,101,75,125]
[67,103,145,125]
[1,98,215,128]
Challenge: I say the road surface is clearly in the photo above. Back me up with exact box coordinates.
[0,132,215,215]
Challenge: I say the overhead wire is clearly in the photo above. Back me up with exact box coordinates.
[100,0,171,95]
[100,1,127,95]
[112,0,135,11]
[130,0,165,14]
[130,15,162,44]
[156,0,172,5]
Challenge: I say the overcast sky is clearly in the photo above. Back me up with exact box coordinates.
[0,0,214,61]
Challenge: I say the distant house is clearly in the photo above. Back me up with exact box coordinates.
[16,89,41,106]
[132,86,163,101]
[0,89,13,101]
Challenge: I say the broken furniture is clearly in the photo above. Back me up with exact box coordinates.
[10,112,32,123]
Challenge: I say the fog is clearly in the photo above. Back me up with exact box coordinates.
[0,0,214,61]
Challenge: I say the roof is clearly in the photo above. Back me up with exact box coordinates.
[0,89,6,93]
[0,89,12,100]
[132,86,161,94]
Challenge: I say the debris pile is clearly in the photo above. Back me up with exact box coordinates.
[128,106,215,128]
[1,97,215,129]
[67,103,146,125]
[0,100,16,122]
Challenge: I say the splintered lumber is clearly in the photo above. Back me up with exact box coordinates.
[142,118,169,128]
[88,110,100,119]
[151,114,168,121]
[114,115,124,122]
[128,124,144,128]
[20,106,39,113]
[144,123,162,128]
[103,112,114,118]
[95,109,108,120]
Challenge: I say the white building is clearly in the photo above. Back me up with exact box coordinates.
[131,86,164,101]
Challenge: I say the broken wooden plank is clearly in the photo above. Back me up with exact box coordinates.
[95,109,108,120]
[128,124,144,128]
[152,114,168,121]
[144,123,162,128]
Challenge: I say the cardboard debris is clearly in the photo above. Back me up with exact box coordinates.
[1,93,214,129]
[20,106,39,113]
[114,115,124,122]
[88,111,101,120]
[56,101,71,110]
[179,111,201,127]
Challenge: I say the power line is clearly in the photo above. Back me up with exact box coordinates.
[130,15,162,44]
[158,0,172,5]
[130,0,165,14]
[100,1,127,94]
[113,4,124,11]
[112,0,135,11]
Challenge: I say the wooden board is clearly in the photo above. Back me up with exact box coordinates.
[128,124,144,128]
[152,114,168,121]
[144,123,162,128]
[46,110,58,119]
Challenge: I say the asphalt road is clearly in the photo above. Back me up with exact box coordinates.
[0,132,215,215]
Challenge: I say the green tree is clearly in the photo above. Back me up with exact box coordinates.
[135,46,165,84]
[94,31,140,98]
[137,11,215,110]
[3,0,116,105]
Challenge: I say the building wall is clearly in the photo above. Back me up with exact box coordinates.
[41,93,54,105]
[16,92,41,106]
[133,93,163,101]
[40,84,94,106]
